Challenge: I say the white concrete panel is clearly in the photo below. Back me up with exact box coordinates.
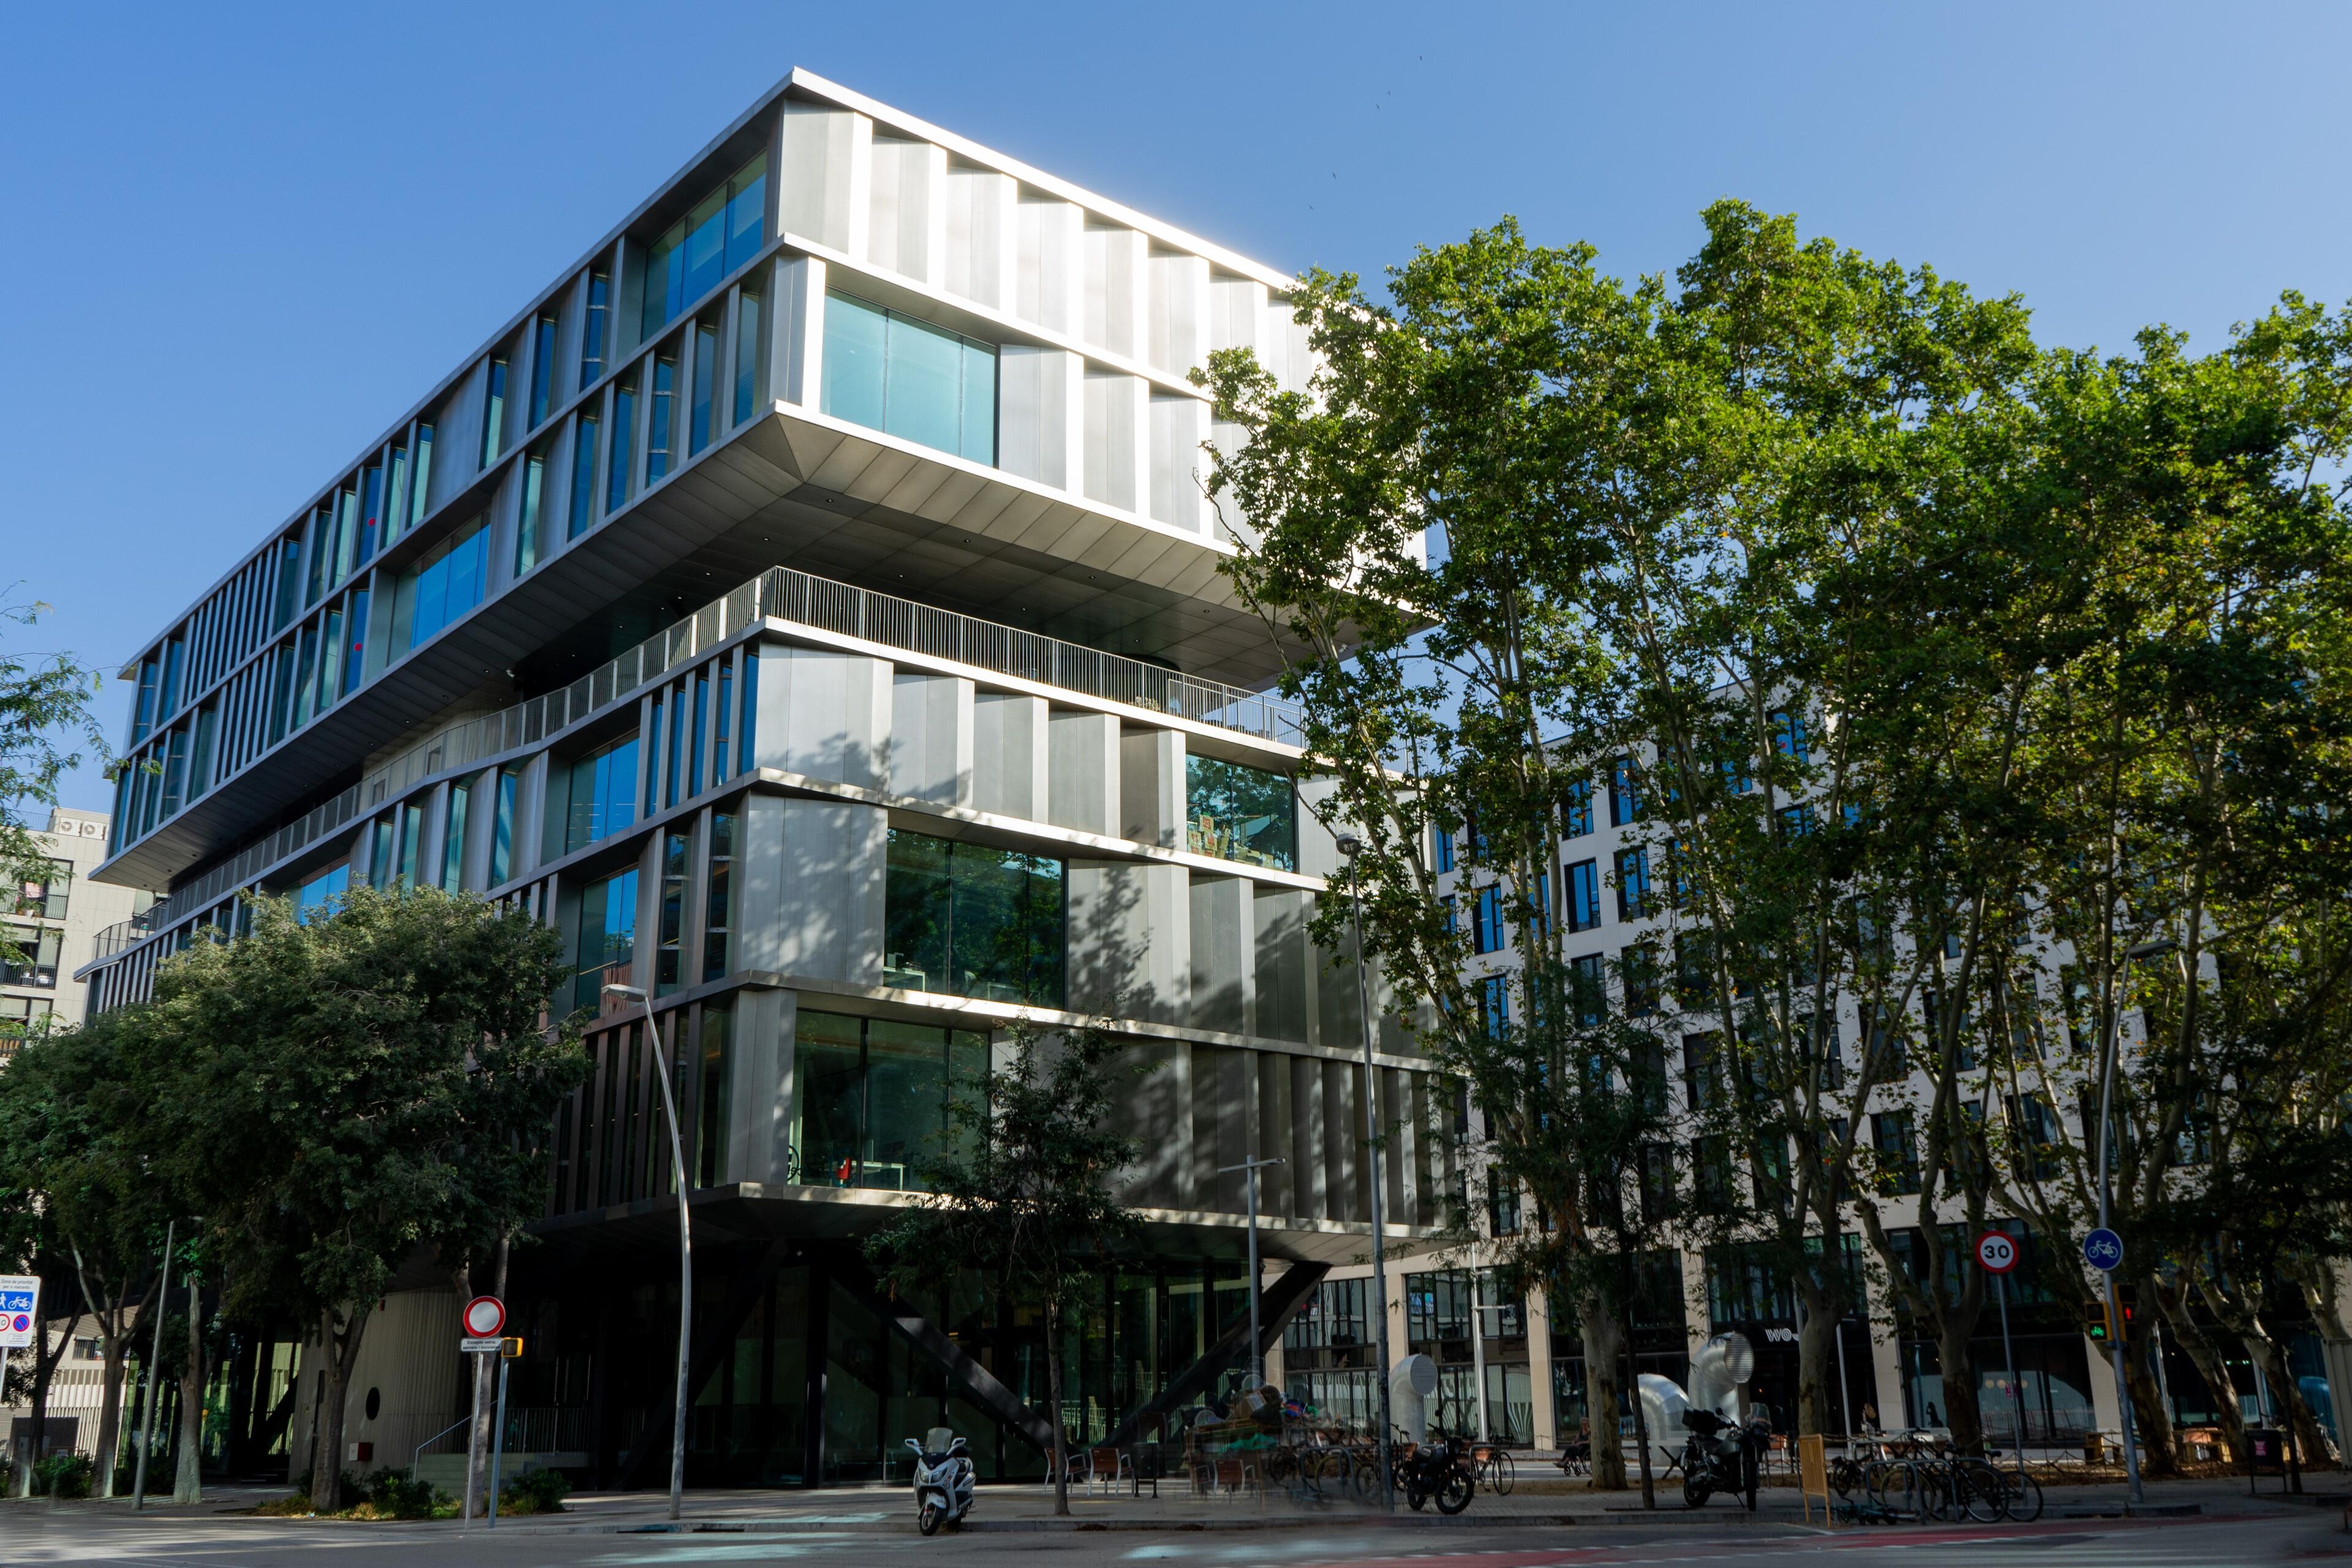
[944,165,1013,309]
[737,791,886,987]
[728,986,797,1186]
[1210,276,1268,354]
[1068,859,1189,1024]
[1148,392,1207,532]
[1047,708,1118,835]
[771,254,822,409]
[997,345,1069,489]
[1189,873,1251,1036]
[1120,726,1183,848]
[888,670,974,807]
[749,645,889,790]
[1082,370,1139,512]
[1014,194,1079,334]
[1082,224,1144,358]
[1148,250,1210,377]
[972,691,1048,820]
[778,104,866,254]
[865,137,942,285]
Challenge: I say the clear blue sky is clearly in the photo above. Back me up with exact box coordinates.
[9,1,2349,813]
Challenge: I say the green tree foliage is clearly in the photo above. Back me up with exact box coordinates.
[0,885,586,1512]
[0,594,110,891]
[865,1023,1140,1515]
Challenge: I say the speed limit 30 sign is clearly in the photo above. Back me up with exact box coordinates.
[1975,1231,2021,1275]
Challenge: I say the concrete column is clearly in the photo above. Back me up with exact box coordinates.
[887,671,974,807]
[1188,874,1251,1036]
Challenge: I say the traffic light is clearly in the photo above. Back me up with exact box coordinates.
[2084,1299,2116,1342]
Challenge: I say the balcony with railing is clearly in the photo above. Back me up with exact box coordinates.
[88,563,1304,971]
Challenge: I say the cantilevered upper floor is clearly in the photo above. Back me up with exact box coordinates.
[101,69,1354,894]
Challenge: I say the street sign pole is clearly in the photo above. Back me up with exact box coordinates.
[461,1351,485,1528]
[1996,1274,2025,1478]
[487,1352,510,1528]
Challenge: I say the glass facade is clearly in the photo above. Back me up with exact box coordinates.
[580,271,609,386]
[574,865,638,1012]
[568,409,600,538]
[392,513,489,654]
[703,809,736,981]
[882,829,1065,1006]
[790,1009,987,1190]
[820,292,996,464]
[642,155,767,339]
[1185,755,1297,870]
[565,734,641,853]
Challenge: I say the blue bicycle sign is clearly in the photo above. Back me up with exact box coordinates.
[2082,1228,2125,1272]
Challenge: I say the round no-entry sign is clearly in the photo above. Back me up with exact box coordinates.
[462,1295,506,1338]
[1975,1231,2020,1275]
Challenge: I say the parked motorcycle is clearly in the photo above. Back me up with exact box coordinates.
[1398,1431,1475,1515]
[1678,1408,1760,1510]
[905,1427,974,1534]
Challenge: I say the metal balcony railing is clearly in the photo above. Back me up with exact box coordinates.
[91,565,1300,965]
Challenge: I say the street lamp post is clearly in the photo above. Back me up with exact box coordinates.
[1335,834,1395,1511]
[2095,937,2172,1509]
[605,984,692,1523]
[1218,1156,1286,1393]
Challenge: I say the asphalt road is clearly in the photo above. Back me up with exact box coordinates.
[2,1506,2342,1568]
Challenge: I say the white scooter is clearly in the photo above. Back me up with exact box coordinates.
[905,1427,974,1535]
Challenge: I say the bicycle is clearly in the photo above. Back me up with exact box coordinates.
[1469,1442,1515,1495]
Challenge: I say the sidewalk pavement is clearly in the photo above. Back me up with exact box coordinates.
[12,1470,2344,1536]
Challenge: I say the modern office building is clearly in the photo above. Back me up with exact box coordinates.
[76,70,1456,1487]
[4,808,143,1058]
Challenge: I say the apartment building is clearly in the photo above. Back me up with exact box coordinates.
[3,809,143,1058]
[73,70,1459,1488]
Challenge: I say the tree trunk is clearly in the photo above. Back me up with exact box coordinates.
[13,1314,68,1497]
[308,1304,371,1513]
[1046,1296,1069,1516]
[2152,1277,2246,1464]
[2250,1332,2333,1478]
[1578,1297,1628,1490]
[173,1274,205,1504]
[2120,1313,2177,1477]
[1935,1315,1985,1453]
[96,1338,129,1496]
[1797,1283,1843,1439]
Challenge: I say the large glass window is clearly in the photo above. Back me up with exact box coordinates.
[488,764,520,885]
[608,371,638,511]
[568,409,600,539]
[581,271,609,388]
[565,733,641,853]
[515,448,548,575]
[790,1010,987,1190]
[642,154,767,338]
[528,312,559,429]
[733,288,764,424]
[695,1003,732,1186]
[883,829,1065,1006]
[293,862,349,924]
[442,778,472,890]
[690,317,719,455]
[703,809,736,981]
[1185,755,1297,871]
[393,512,489,654]
[1566,859,1602,933]
[573,865,638,1012]
[820,292,997,464]
[646,351,678,483]
[480,356,509,467]
[656,831,687,996]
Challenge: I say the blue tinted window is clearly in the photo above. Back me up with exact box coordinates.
[295,863,350,924]
[734,289,764,424]
[1567,859,1602,932]
[690,320,718,454]
[607,374,637,511]
[580,272,609,387]
[575,866,638,1012]
[1562,778,1593,837]
[643,155,767,338]
[566,734,640,853]
[480,356,508,467]
[822,293,888,429]
[529,314,558,428]
[401,514,489,650]
[568,410,600,538]
[820,292,997,464]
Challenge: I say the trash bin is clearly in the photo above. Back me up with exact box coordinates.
[2083,1431,2107,1464]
